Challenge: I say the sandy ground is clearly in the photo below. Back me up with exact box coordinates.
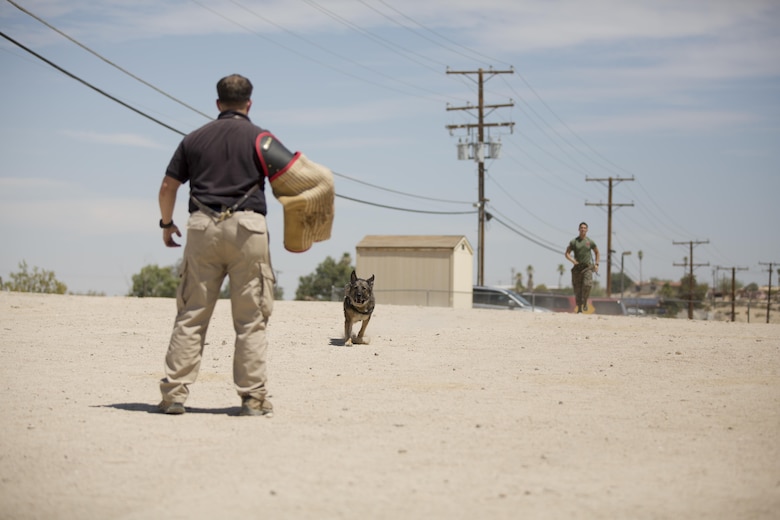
[1,292,778,520]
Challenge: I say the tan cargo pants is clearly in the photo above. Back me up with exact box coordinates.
[160,210,275,405]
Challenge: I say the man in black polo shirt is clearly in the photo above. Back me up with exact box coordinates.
[157,74,333,416]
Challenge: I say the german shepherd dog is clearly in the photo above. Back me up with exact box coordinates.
[344,270,375,346]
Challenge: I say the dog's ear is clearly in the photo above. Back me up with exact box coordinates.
[367,274,375,287]
[350,270,357,283]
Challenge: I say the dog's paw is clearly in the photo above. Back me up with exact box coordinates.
[354,336,370,345]
[345,337,354,347]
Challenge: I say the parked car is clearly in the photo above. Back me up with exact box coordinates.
[521,292,577,313]
[522,292,627,316]
[589,297,628,316]
[473,286,550,312]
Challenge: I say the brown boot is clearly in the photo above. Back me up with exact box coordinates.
[158,400,185,415]
[239,396,274,417]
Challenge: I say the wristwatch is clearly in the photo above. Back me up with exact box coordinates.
[159,219,174,229]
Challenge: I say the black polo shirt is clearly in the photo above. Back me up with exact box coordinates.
[165,111,268,215]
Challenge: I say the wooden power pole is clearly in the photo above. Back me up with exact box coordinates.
[759,261,778,323]
[716,265,748,322]
[585,177,634,295]
[446,67,514,286]
[673,240,709,319]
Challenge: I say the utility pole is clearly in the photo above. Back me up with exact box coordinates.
[673,240,709,319]
[584,177,634,295]
[715,266,748,322]
[759,261,778,323]
[446,67,515,286]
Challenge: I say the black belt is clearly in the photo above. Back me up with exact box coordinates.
[191,184,260,222]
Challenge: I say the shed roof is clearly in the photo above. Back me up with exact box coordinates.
[356,235,472,253]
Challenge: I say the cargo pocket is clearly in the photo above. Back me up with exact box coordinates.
[259,262,276,318]
[176,257,189,311]
[237,213,267,234]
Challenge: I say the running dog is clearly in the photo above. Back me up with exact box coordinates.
[343,270,375,346]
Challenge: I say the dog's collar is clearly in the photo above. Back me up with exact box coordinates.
[345,299,374,315]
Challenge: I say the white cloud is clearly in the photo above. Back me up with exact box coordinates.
[571,108,758,134]
[61,130,166,149]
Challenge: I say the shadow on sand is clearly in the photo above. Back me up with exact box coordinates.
[97,403,240,416]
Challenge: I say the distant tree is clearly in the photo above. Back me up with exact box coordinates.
[557,264,565,288]
[658,282,683,317]
[717,274,744,295]
[128,264,178,298]
[610,272,634,294]
[589,281,605,297]
[526,265,534,292]
[658,275,709,317]
[2,260,67,294]
[295,253,353,301]
[678,274,709,309]
[513,272,524,292]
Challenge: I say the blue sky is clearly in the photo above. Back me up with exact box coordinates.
[1,0,778,298]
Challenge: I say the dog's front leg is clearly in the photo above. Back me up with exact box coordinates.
[344,319,354,346]
[354,317,371,345]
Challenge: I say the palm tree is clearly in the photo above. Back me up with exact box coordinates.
[526,265,534,292]
[557,264,565,288]
[514,272,523,293]
[637,250,643,290]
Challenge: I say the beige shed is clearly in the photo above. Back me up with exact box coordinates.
[355,235,474,308]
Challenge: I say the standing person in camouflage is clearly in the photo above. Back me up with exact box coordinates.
[565,222,600,313]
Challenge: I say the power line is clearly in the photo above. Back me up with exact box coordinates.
[7,0,213,121]
[486,205,562,252]
[374,0,513,67]
[486,213,561,254]
[6,1,703,277]
[301,0,442,74]
[2,29,476,215]
[336,193,476,215]
[332,171,472,204]
[190,0,456,102]
[0,30,187,137]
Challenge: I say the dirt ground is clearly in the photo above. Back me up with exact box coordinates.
[1,292,778,520]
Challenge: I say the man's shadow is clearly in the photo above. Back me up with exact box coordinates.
[98,403,240,415]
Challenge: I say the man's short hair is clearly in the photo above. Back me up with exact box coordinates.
[579,221,588,228]
[217,74,253,105]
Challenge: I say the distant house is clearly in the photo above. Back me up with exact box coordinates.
[355,235,473,308]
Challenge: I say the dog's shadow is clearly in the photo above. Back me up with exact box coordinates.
[328,337,372,347]
[98,403,240,415]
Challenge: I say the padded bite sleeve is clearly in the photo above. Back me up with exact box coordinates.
[269,153,335,253]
